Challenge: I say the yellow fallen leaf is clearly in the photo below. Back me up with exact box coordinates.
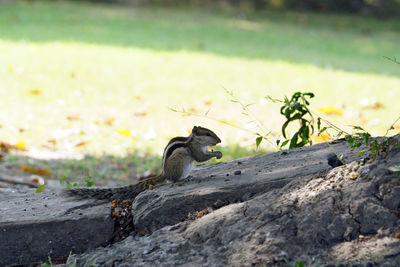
[0,141,12,152]
[312,133,331,143]
[105,118,115,126]
[204,100,213,106]
[318,106,342,116]
[75,141,88,147]
[47,139,57,146]
[134,112,147,117]
[348,171,358,180]
[28,89,42,96]
[8,66,14,73]
[20,165,51,176]
[117,129,131,137]
[66,115,80,121]
[14,140,27,151]
[371,102,384,110]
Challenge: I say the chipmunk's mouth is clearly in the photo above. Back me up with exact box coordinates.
[202,145,217,153]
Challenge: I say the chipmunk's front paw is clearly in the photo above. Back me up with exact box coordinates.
[215,151,223,159]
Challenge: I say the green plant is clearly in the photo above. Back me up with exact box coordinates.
[268,91,400,161]
[60,176,79,189]
[41,256,53,267]
[267,92,318,149]
[59,176,95,189]
[175,86,400,164]
[345,121,400,160]
[83,177,95,187]
[35,184,46,193]
[37,176,91,193]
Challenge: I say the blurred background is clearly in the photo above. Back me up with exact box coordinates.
[0,0,399,188]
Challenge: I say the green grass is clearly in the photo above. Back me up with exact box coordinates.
[0,1,399,185]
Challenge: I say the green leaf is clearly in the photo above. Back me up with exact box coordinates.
[65,181,78,189]
[85,177,95,187]
[362,133,370,145]
[256,136,263,148]
[318,127,327,135]
[289,133,299,149]
[345,135,355,147]
[304,92,315,98]
[281,120,290,138]
[357,151,365,156]
[35,184,46,193]
[295,261,305,267]
[352,125,365,131]
[398,141,400,149]
[317,117,321,130]
[59,176,66,185]
[281,140,289,147]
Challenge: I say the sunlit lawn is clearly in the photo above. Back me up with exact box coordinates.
[0,1,399,185]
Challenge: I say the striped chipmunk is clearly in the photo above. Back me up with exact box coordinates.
[66,126,223,200]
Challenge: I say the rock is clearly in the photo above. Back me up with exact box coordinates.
[327,152,343,168]
[0,189,113,266]
[4,136,400,266]
[131,140,363,235]
[67,138,400,266]
[234,170,242,175]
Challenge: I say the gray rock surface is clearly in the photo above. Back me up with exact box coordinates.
[67,138,400,266]
[132,139,362,235]
[0,189,113,266]
[3,137,400,266]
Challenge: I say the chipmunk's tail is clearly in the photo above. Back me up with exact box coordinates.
[64,175,164,200]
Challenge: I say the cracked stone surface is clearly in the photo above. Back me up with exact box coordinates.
[0,189,113,266]
[67,136,400,266]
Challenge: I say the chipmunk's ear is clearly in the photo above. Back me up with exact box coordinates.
[192,126,199,134]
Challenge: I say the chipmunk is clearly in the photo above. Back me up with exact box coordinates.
[66,126,222,200]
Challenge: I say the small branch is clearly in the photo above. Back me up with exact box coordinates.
[385,115,400,137]
[0,174,40,188]
[383,56,400,65]
[170,106,278,148]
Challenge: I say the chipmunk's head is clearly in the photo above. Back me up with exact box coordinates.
[191,126,221,146]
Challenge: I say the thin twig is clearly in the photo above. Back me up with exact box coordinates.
[383,56,400,65]
[222,87,278,146]
[385,115,400,137]
[170,106,278,148]
[0,174,40,188]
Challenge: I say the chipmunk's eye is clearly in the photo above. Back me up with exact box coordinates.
[206,132,211,136]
